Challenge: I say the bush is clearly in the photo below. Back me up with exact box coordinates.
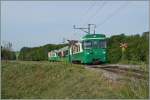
[107,32,149,64]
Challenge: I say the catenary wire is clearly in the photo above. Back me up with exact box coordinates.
[96,1,130,29]
[78,1,97,25]
[83,1,107,26]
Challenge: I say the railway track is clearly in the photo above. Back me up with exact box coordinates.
[85,64,148,81]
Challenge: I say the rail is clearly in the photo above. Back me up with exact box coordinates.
[85,64,148,80]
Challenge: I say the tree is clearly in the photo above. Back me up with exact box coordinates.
[107,32,149,64]
[1,41,16,60]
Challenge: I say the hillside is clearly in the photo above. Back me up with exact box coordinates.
[2,61,148,99]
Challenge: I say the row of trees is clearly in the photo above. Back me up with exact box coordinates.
[1,32,149,64]
[18,44,67,61]
[107,32,149,64]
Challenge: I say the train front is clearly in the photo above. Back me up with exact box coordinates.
[81,34,107,64]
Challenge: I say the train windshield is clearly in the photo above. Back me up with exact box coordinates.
[83,41,92,49]
[93,40,106,48]
[83,40,106,49]
[99,40,107,48]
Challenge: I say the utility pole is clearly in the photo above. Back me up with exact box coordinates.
[73,24,96,34]
[88,24,90,34]
[94,25,96,34]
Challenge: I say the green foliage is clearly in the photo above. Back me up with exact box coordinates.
[119,79,149,99]
[1,46,16,60]
[107,32,149,64]
[18,44,67,61]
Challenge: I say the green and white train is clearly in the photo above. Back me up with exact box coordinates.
[48,34,107,64]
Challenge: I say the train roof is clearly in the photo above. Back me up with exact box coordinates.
[50,46,69,53]
[57,46,69,52]
[81,34,106,40]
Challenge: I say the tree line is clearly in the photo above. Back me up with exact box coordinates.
[18,44,67,61]
[107,32,149,64]
[1,32,149,64]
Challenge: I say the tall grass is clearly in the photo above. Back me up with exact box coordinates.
[1,61,149,99]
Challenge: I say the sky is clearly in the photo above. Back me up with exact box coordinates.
[1,1,149,51]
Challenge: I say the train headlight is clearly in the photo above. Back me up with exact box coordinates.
[86,52,90,55]
[103,51,106,54]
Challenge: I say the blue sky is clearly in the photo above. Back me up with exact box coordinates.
[1,1,149,51]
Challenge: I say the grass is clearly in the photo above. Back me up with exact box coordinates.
[1,61,149,99]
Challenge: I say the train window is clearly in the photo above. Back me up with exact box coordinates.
[55,53,57,57]
[83,41,92,49]
[72,46,75,54]
[58,52,62,57]
[72,45,79,54]
[51,53,55,57]
[99,40,107,48]
[64,50,68,56]
[93,41,99,48]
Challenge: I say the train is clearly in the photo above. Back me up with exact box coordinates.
[48,33,107,64]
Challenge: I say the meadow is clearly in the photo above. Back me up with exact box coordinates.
[1,61,149,99]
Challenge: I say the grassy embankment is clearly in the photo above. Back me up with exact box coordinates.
[1,61,149,99]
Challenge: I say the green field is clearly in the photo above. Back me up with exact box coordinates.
[1,61,149,99]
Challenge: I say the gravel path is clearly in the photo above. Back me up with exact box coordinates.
[85,64,147,81]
